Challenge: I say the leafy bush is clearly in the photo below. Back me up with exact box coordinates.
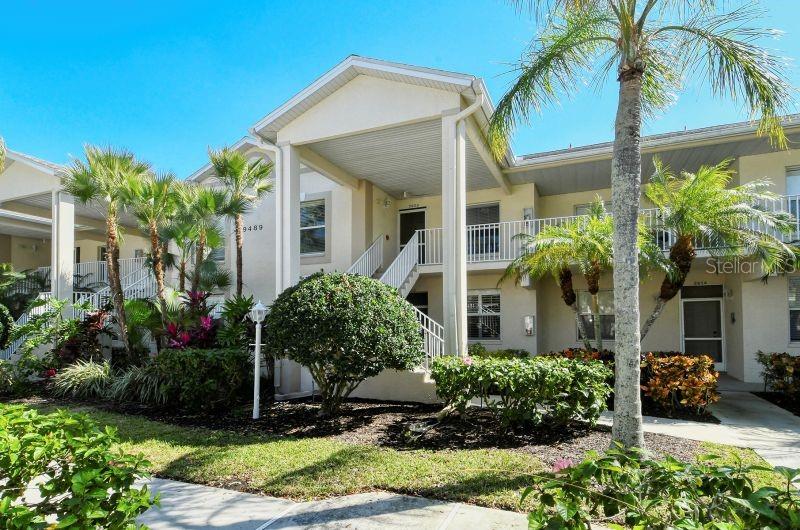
[757,351,800,397]
[0,404,155,528]
[524,445,800,529]
[56,306,111,365]
[642,353,720,413]
[152,347,250,411]
[216,294,255,351]
[0,360,14,396]
[52,359,113,399]
[467,342,530,359]
[0,302,12,349]
[430,355,612,426]
[107,362,168,406]
[265,272,424,416]
[548,348,720,414]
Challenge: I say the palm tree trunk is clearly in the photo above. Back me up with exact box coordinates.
[179,260,186,292]
[149,221,168,330]
[559,268,592,350]
[192,232,206,292]
[610,66,645,449]
[571,303,593,350]
[235,214,244,297]
[640,235,695,341]
[106,214,132,362]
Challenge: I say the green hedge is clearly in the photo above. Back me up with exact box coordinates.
[151,347,251,411]
[0,404,155,528]
[430,355,612,426]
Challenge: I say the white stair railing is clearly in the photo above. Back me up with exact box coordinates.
[414,306,444,371]
[1,292,53,361]
[347,235,384,277]
[380,232,419,290]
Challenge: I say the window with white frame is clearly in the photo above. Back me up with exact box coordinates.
[300,199,326,255]
[788,277,800,342]
[467,291,501,340]
[577,290,615,341]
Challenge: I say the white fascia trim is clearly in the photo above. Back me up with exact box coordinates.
[508,113,800,172]
[250,55,476,136]
[5,150,64,177]
[186,136,263,182]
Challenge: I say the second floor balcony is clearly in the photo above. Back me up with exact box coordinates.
[411,194,800,268]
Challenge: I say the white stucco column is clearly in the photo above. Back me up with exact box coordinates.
[51,190,74,303]
[274,142,301,295]
[441,113,468,357]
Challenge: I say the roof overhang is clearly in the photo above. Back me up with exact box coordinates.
[251,55,492,143]
[5,149,64,176]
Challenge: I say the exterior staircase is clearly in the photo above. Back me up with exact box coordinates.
[348,232,445,370]
[1,259,156,360]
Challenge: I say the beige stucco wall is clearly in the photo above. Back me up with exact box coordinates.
[8,236,51,270]
[0,235,10,262]
[411,270,538,355]
[738,148,800,190]
[277,75,461,145]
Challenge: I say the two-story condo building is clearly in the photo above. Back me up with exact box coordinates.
[4,55,799,402]
[190,56,800,401]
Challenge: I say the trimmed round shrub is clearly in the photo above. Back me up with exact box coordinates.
[265,272,424,416]
[0,302,12,350]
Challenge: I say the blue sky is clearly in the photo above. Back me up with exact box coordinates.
[1,1,798,177]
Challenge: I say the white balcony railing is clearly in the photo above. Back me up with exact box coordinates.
[412,195,800,266]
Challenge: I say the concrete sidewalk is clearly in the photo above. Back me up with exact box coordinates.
[598,391,800,469]
[137,478,528,530]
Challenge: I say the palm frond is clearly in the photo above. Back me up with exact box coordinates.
[488,6,616,159]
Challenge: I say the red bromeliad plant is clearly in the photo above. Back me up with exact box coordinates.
[164,291,218,349]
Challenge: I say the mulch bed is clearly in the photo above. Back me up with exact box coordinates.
[17,395,703,467]
[753,392,800,418]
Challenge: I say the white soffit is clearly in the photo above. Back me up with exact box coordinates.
[307,119,497,198]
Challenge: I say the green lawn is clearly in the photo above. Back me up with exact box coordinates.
[27,404,783,512]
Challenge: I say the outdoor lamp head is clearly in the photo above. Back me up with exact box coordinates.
[250,301,267,323]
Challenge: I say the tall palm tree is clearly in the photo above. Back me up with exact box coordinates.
[123,172,181,326]
[641,158,798,338]
[179,185,230,292]
[62,146,150,360]
[161,217,195,293]
[489,1,793,448]
[502,200,666,350]
[208,147,273,296]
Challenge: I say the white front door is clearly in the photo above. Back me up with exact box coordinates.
[681,297,725,371]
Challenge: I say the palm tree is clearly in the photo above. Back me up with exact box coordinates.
[488,1,794,449]
[62,146,150,361]
[640,158,798,338]
[123,172,180,327]
[503,200,666,350]
[208,147,273,296]
[179,185,230,292]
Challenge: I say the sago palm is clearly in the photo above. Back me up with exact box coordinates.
[62,146,150,361]
[208,147,273,296]
[489,1,794,448]
[123,172,181,327]
[640,158,799,338]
